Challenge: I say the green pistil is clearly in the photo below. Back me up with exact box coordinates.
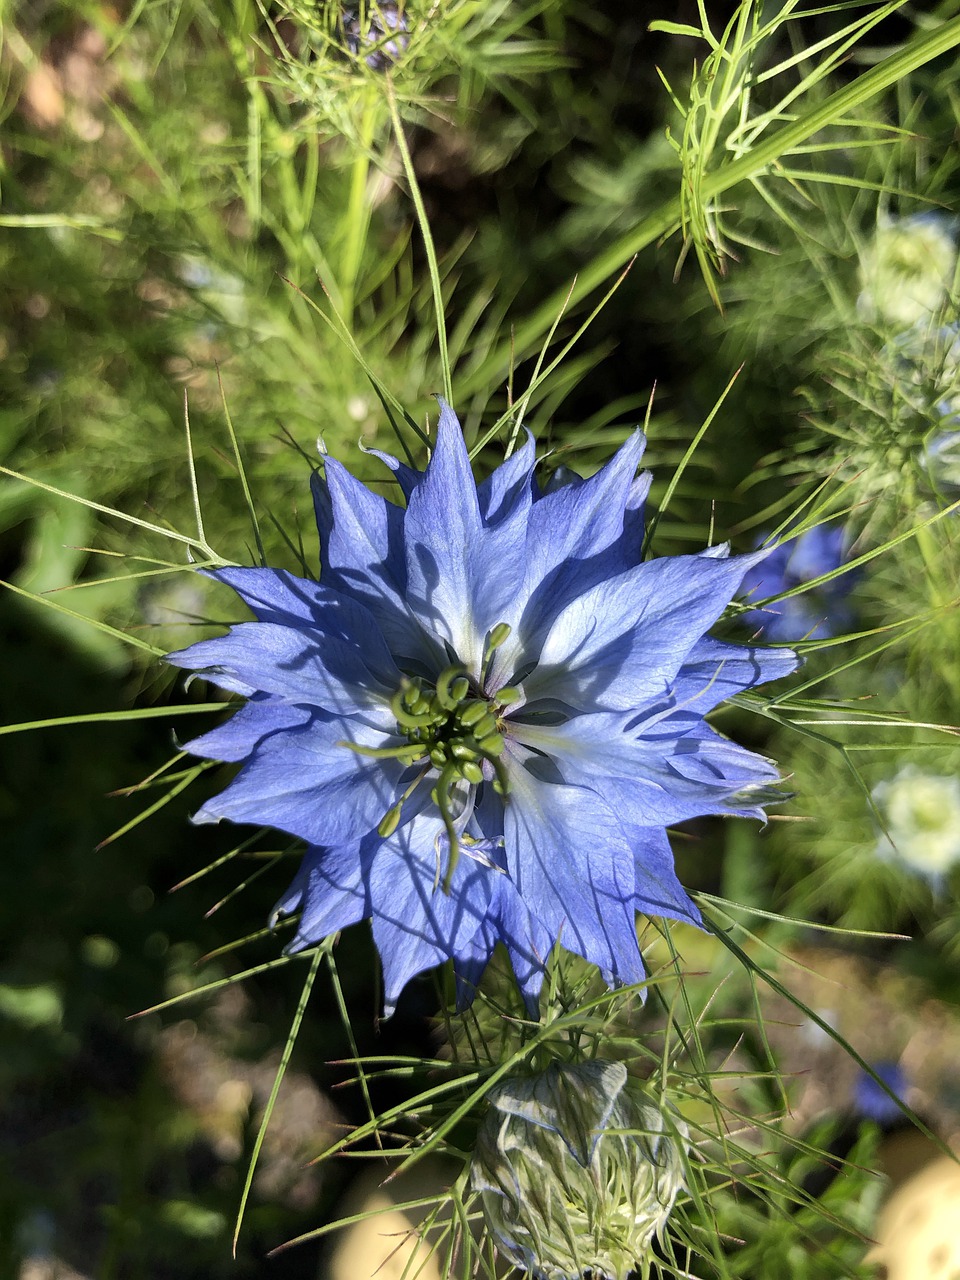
[354,654,518,892]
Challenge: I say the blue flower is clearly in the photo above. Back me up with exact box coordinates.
[739,524,854,643]
[854,1061,907,1127]
[168,403,796,1014]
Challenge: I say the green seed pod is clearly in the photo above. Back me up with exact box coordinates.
[471,1061,685,1280]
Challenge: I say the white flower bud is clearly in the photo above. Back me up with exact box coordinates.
[858,214,957,329]
[873,767,960,884]
[471,1061,686,1280]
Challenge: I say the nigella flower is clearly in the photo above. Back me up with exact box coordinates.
[872,767,960,888]
[739,523,855,643]
[858,212,957,329]
[168,403,795,1014]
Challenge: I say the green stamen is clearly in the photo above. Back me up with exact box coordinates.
[378,803,403,838]
[459,700,491,728]
[485,621,512,653]
[365,656,515,893]
[339,740,426,765]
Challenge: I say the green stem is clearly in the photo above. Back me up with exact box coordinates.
[385,77,454,405]
[460,15,960,395]
[340,96,381,325]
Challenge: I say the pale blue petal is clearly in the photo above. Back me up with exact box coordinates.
[525,430,646,570]
[367,811,495,1015]
[275,843,369,950]
[181,697,311,762]
[207,566,326,623]
[626,825,702,926]
[312,460,439,666]
[477,432,537,525]
[447,783,554,1012]
[402,401,527,672]
[487,434,648,687]
[208,567,404,687]
[513,708,781,825]
[616,469,653,563]
[672,636,798,713]
[194,715,404,847]
[364,446,422,500]
[502,758,646,988]
[167,622,397,719]
[486,881,554,1012]
[518,551,766,712]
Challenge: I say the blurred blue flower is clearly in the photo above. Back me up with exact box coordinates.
[168,403,795,1013]
[341,2,409,70]
[739,524,854,642]
[854,1061,907,1127]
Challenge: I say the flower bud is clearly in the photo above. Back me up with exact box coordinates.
[471,1061,685,1280]
[873,766,960,885]
[858,213,957,330]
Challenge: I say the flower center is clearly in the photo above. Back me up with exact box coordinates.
[384,663,519,888]
[341,626,519,891]
[393,664,508,783]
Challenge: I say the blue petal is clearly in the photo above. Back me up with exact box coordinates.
[487,434,648,688]
[484,881,555,1012]
[194,715,404,847]
[206,567,403,686]
[477,431,537,525]
[513,708,781,825]
[275,843,370,948]
[402,401,527,673]
[366,811,495,1015]
[311,460,438,666]
[279,818,542,1017]
[364,445,423,500]
[609,468,653,570]
[627,825,702,927]
[166,622,398,719]
[526,430,646,571]
[502,759,646,988]
[205,566,327,623]
[182,696,311,762]
[672,636,797,714]
[518,550,767,712]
